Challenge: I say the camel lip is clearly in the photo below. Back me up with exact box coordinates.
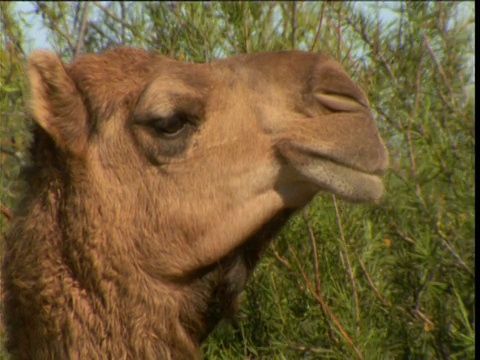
[274,125,389,177]
[276,141,388,181]
[296,146,388,178]
[289,153,387,203]
[338,160,386,179]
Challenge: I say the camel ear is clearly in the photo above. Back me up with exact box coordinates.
[28,51,88,156]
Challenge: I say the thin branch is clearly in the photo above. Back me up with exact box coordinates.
[403,117,427,209]
[1,204,13,220]
[59,2,76,57]
[286,342,335,355]
[356,255,391,308]
[291,1,296,49]
[74,2,89,57]
[120,1,126,44]
[260,3,276,49]
[0,111,28,119]
[288,246,364,360]
[332,195,360,334]
[244,4,251,53]
[421,29,456,107]
[0,147,23,162]
[35,1,75,53]
[335,3,343,59]
[413,46,424,113]
[374,106,403,132]
[412,308,435,330]
[92,1,137,34]
[88,21,118,46]
[309,2,325,51]
[303,209,321,296]
[394,227,415,245]
[72,1,81,32]
[302,208,336,342]
[343,13,398,86]
[436,226,473,277]
[271,244,292,270]
[270,273,287,326]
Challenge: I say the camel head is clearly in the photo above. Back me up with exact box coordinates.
[3,48,387,358]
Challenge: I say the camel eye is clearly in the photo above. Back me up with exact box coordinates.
[149,114,189,137]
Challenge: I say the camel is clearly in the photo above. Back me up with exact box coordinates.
[1,48,388,359]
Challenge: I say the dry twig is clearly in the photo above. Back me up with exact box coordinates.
[1,204,13,220]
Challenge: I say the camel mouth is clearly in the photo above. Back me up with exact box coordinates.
[276,137,388,203]
[278,144,387,203]
[298,156,386,203]
[293,145,388,177]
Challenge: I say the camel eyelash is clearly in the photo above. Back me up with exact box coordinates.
[147,114,191,137]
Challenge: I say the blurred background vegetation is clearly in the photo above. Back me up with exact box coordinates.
[0,1,475,359]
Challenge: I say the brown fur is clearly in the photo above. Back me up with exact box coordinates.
[2,48,388,359]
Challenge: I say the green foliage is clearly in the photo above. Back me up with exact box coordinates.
[0,2,474,359]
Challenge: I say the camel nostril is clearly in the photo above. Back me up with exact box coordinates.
[315,92,368,112]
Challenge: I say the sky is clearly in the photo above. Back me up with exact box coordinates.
[14,2,54,52]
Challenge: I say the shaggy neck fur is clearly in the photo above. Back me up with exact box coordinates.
[2,130,291,359]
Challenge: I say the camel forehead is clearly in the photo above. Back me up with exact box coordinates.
[216,51,325,77]
[70,47,324,73]
[65,48,329,120]
[66,48,180,117]
[68,48,327,90]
